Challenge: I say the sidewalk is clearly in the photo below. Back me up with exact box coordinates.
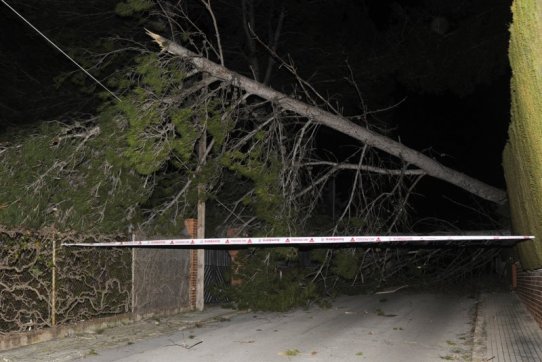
[0,307,242,362]
[473,292,542,361]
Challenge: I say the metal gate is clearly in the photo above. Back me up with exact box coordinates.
[204,249,230,304]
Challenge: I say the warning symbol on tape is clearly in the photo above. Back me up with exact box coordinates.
[63,234,534,248]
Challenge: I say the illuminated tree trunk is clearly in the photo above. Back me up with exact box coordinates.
[503,0,542,269]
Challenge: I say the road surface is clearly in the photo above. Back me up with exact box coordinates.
[86,292,475,362]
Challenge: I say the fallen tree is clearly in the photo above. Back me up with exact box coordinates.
[146,30,507,205]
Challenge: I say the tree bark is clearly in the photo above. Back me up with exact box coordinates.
[146,30,507,205]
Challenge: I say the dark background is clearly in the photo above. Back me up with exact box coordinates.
[0,0,512,228]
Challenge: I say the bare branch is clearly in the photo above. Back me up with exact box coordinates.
[200,0,224,65]
[241,0,259,80]
[263,6,285,85]
[298,161,426,176]
[161,76,218,105]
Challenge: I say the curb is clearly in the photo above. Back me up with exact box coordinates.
[177,309,247,328]
[0,313,134,352]
[0,307,245,356]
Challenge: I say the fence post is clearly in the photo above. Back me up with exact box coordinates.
[51,239,56,327]
[131,242,135,314]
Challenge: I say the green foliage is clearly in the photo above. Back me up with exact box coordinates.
[284,349,301,356]
[0,116,149,233]
[220,248,321,311]
[114,55,196,176]
[205,102,235,147]
[331,250,360,280]
[115,0,153,17]
[109,51,294,235]
[106,52,293,235]
[135,55,168,94]
[170,108,198,161]
[221,148,289,235]
[274,247,299,261]
[310,248,328,263]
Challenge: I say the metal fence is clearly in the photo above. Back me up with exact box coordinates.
[204,249,230,304]
[132,248,191,315]
[0,228,229,335]
[0,230,132,334]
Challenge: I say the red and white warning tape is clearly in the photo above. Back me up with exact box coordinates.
[62,234,534,247]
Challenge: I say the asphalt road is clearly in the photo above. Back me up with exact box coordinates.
[86,292,476,362]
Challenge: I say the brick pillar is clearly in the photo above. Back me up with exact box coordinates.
[185,218,198,309]
[227,228,243,286]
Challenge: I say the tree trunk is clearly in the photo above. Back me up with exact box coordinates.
[146,30,507,205]
[503,0,542,269]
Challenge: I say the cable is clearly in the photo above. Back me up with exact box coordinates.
[1,0,121,102]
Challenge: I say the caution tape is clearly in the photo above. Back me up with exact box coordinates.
[62,234,534,247]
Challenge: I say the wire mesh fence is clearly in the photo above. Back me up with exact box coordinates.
[132,248,191,315]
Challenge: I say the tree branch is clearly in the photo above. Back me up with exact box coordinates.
[298,161,426,176]
[145,30,507,204]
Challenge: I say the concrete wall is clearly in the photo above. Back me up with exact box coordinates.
[503,0,542,269]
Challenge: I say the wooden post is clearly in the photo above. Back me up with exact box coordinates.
[196,129,206,311]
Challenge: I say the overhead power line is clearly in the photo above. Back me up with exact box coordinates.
[1,0,121,102]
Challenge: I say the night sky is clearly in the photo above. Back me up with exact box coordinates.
[0,0,513,229]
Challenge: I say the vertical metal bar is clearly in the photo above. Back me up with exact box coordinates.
[51,239,56,326]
